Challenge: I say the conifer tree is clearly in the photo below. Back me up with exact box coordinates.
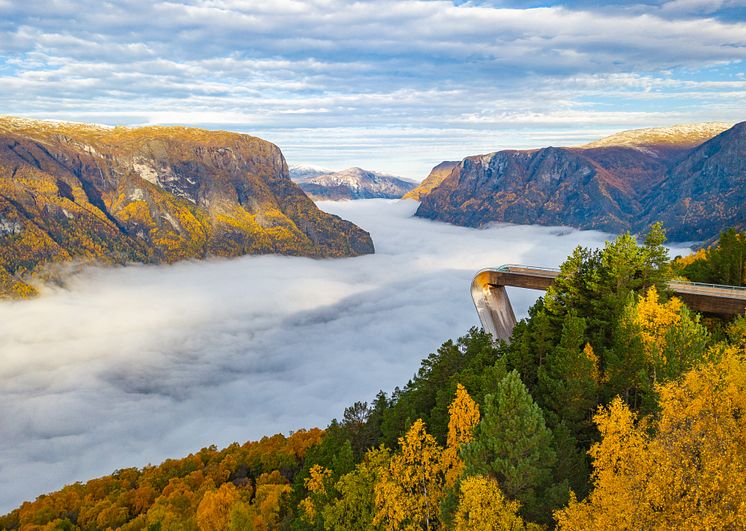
[536,313,599,438]
[461,371,556,522]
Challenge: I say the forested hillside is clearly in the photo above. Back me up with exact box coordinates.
[675,227,746,287]
[3,227,744,530]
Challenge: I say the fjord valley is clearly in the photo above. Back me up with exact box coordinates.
[0,117,373,298]
[2,118,745,528]
[3,0,746,528]
[414,122,744,242]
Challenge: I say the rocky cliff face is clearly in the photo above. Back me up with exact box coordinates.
[415,122,743,242]
[403,161,459,201]
[644,122,746,241]
[0,117,374,297]
[294,167,416,200]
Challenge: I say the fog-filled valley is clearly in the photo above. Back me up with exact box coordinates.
[0,199,692,511]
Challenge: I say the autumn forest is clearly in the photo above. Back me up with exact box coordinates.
[2,226,744,530]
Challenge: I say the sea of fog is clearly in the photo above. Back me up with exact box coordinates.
[0,199,692,511]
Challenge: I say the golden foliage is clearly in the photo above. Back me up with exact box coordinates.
[633,286,683,363]
[374,419,446,530]
[444,384,480,487]
[322,447,390,531]
[2,429,323,530]
[454,476,532,531]
[252,471,291,530]
[300,464,333,521]
[555,350,746,529]
[196,483,241,531]
[446,384,481,449]
[674,248,707,268]
[583,343,602,385]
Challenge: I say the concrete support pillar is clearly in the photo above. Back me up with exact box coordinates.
[471,271,517,342]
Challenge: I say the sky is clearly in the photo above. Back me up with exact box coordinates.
[1,0,745,178]
[0,199,693,512]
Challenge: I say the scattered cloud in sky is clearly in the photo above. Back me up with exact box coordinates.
[0,0,744,177]
[0,199,693,512]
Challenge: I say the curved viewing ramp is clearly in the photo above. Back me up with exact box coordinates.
[472,264,746,342]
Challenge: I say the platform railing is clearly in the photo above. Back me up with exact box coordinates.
[473,264,746,342]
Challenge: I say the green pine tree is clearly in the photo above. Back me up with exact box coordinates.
[536,312,598,440]
[461,371,558,523]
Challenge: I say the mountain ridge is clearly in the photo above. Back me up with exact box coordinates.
[0,117,374,297]
[415,122,744,241]
[403,160,459,201]
[292,166,417,200]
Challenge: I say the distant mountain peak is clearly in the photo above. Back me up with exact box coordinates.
[582,122,732,153]
[291,165,416,200]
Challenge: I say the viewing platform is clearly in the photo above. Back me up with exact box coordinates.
[472,264,746,342]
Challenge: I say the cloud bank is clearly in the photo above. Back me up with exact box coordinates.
[1,0,744,177]
[0,199,692,512]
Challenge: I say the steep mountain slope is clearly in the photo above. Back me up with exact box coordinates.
[0,117,374,297]
[294,167,417,200]
[644,122,746,241]
[403,160,459,201]
[415,147,660,233]
[415,122,743,241]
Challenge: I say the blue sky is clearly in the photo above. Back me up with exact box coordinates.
[1,0,744,178]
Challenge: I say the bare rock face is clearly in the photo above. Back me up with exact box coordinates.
[293,167,417,200]
[415,122,744,242]
[0,117,374,297]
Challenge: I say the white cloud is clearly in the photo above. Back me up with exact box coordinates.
[1,1,744,173]
[0,199,692,512]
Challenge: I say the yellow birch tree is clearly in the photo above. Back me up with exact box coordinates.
[454,475,534,531]
[444,384,480,488]
[374,419,445,530]
[556,349,746,529]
